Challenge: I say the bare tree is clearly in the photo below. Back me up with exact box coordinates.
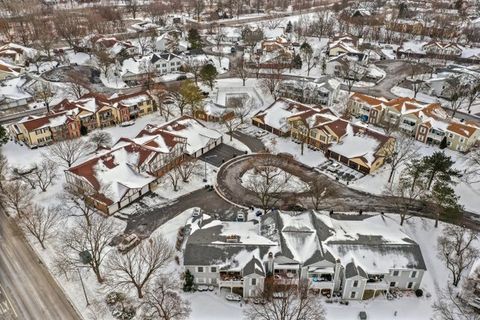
[228,95,255,124]
[465,81,480,114]
[463,147,480,184]
[0,151,8,191]
[65,71,90,99]
[2,180,31,216]
[308,178,335,210]
[53,11,87,51]
[445,77,468,118]
[245,279,325,320]
[433,285,480,320]
[260,69,284,100]
[176,158,198,183]
[184,58,203,85]
[142,275,191,320]
[384,172,426,226]
[232,55,249,86]
[61,215,115,283]
[59,185,96,226]
[339,60,364,93]
[17,204,62,249]
[35,82,55,113]
[222,115,241,141]
[88,131,113,149]
[438,225,479,287]
[93,47,115,76]
[44,138,91,168]
[386,135,419,183]
[244,158,292,212]
[167,166,182,192]
[31,159,57,192]
[107,236,174,298]
[125,0,140,19]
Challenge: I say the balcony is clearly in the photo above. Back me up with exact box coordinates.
[218,272,244,287]
[273,271,299,285]
[310,279,334,290]
[365,279,389,291]
[218,279,244,287]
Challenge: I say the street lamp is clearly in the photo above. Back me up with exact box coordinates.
[203,155,217,182]
[76,266,90,307]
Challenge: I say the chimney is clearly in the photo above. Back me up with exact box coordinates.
[267,252,274,274]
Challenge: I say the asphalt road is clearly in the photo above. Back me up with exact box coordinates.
[124,188,243,237]
[0,213,81,320]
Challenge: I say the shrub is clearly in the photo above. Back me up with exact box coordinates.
[415,289,423,297]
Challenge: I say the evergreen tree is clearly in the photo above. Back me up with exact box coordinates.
[80,125,88,136]
[0,125,9,145]
[431,181,462,227]
[439,137,447,149]
[421,152,460,189]
[292,54,302,69]
[183,270,195,292]
[188,28,202,49]
[199,64,218,90]
[285,21,293,33]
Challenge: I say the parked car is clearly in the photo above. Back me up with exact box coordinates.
[120,120,135,127]
[358,311,367,320]
[118,234,140,252]
[236,213,245,222]
[226,293,242,302]
[192,208,201,218]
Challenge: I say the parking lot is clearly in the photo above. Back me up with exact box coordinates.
[315,160,364,183]
[199,143,247,167]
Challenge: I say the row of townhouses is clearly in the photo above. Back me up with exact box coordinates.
[65,116,223,214]
[10,91,156,148]
[252,98,395,174]
[275,77,341,107]
[347,93,480,152]
[184,210,426,300]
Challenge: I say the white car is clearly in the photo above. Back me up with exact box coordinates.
[118,234,140,252]
[192,208,201,218]
[236,213,245,222]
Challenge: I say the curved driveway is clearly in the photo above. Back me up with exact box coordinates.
[216,154,480,230]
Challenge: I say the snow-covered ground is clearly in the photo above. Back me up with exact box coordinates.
[348,140,480,215]
[242,167,309,193]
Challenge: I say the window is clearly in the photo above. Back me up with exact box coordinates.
[251,278,257,286]
[420,127,426,134]
[390,282,396,287]
[407,282,414,289]
[197,267,204,273]
[392,270,399,276]
[350,292,356,299]
[411,271,417,278]
[353,280,359,288]
[211,267,217,273]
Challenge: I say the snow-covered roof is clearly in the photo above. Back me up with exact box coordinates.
[254,98,314,133]
[328,123,387,166]
[144,116,222,155]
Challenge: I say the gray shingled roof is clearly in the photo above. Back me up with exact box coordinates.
[345,261,367,279]
[243,257,265,277]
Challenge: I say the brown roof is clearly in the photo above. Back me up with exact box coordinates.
[447,122,478,138]
[20,112,73,132]
[350,93,384,106]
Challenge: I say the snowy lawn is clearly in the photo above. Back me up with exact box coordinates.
[242,167,308,193]
[349,141,480,215]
